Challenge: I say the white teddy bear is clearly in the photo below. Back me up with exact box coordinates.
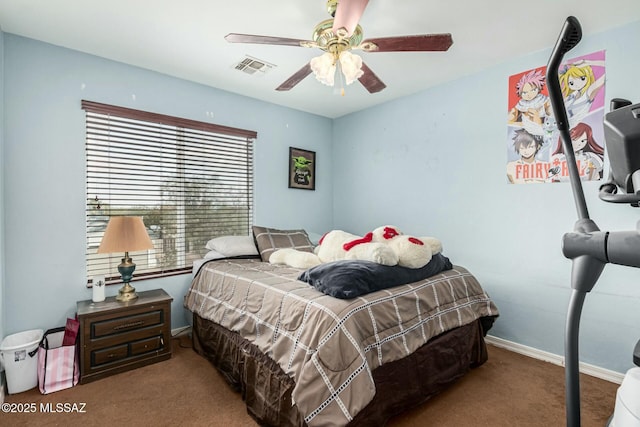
[269,229,398,268]
[269,225,442,269]
[315,230,398,265]
[268,248,322,269]
[371,225,443,268]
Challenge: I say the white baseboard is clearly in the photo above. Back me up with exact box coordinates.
[171,326,191,337]
[485,335,625,385]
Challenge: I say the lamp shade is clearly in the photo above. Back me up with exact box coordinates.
[310,52,336,86]
[339,51,364,85]
[97,216,153,254]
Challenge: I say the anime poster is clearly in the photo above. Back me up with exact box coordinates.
[506,50,606,184]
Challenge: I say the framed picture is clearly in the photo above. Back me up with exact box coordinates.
[289,147,316,190]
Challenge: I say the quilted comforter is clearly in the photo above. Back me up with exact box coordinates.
[184,258,498,426]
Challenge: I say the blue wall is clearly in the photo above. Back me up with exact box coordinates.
[2,20,640,376]
[1,34,333,333]
[0,29,5,345]
[332,20,640,374]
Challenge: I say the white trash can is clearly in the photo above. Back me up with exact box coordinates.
[0,329,44,394]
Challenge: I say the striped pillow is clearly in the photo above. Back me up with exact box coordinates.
[252,226,314,262]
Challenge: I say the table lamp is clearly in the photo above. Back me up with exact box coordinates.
[97,216,154,301]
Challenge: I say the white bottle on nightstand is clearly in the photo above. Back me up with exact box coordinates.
[92,275,106,302]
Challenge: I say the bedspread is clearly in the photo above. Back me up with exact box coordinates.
[184,258,498,427]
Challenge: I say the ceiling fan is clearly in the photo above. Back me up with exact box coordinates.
[225,0,453,94]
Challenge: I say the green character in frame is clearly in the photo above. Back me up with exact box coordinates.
[292,155,313,185]
[289,147,316,190]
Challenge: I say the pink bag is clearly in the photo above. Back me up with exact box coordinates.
[62,317,79,346]
[37,326,79,394]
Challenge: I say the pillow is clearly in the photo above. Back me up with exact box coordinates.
[203,249,226,260]
[252,226,314,262]
[298,253,453,299]
[205,235,258,257]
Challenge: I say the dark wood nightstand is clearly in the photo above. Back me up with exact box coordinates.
[77,288,173,384]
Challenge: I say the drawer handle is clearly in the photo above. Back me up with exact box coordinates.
[113,320,144,331]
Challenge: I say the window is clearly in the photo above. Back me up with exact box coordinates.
[83,100,256,284]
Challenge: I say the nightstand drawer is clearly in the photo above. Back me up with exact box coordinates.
[93,310,162,338]
[93,343,129,365]
[131,336,163,356]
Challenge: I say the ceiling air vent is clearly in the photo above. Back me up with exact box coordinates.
[234,55,275,75]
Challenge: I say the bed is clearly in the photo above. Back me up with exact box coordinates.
[184,230,499,426]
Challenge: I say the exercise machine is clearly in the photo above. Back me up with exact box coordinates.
[546,16,640,427]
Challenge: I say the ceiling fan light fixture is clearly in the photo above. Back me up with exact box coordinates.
[339,51,364,85]
[310,51,363,88]
[310,52,336,86]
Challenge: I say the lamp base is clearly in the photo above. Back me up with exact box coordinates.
[116,254,138,302]
[116,282,138,302]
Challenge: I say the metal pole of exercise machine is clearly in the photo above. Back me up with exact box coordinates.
[546,16,606,427]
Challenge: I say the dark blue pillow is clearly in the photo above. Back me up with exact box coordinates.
[298,253,453,299]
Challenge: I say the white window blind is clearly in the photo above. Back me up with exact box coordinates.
[83,100,256,284]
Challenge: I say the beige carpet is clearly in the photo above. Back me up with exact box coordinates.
[4,334,619,426]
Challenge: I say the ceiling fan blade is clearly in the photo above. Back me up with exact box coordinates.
[332,0,370,37]
[361,34,453,52]
[225,33,312,47]
[276,62,313,91]
[358,62,386,93]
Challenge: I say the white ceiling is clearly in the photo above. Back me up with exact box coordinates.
[0,0,638,118]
